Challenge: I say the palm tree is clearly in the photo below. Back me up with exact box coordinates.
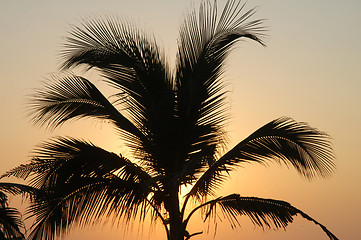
[2,0,338,239]
[0,183,30,240]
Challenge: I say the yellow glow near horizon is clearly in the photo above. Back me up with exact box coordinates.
[1,0,360,239]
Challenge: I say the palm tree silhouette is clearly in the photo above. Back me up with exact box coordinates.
[0,183,31,240]
[3,1,338,239]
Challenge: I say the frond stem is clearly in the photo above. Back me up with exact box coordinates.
[182,197,220,230]
[180,193,191,223]
[145,198,170,239]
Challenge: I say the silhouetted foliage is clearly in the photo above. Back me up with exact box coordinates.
[3,1,338,239]
[0,183,30,239]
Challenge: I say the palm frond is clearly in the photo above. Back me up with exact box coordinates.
[25,177,153,240]
[176,0,265,123]
[3,137,159,240]
[3,137,155,189]
[0,206,25,239]
[174,0,266,181]
[0,191,25,239]
[0,182,37,200]
[60,16,183,173]
[187,117,335,200]
[185,194,338,240]
[29,74,144,143]
[61,16,174,136]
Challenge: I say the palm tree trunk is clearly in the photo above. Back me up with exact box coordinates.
[166,186,183,240]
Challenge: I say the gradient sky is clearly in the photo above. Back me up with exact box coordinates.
[1,0,360,239]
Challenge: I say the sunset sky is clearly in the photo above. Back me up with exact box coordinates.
[1,0,360,239]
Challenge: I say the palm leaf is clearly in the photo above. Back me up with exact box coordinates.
[60,16,184,175]
[25,176,153,240]
[3,137,155,189]
[174,0,265,180]
[176,0,265,126]
[0,182,36,196]
[61,16,174,138]
[0,206,25,239]
[0,191,25,239]
[29,74,144,144]
[2,137,159,240]
[187,117,335,200]
[184,194,338,240]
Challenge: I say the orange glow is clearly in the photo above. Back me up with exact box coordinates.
[1,0,360,239]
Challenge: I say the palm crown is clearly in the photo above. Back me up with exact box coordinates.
[2,1,337,239]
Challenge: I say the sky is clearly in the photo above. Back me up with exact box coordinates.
[1,0,360,239]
